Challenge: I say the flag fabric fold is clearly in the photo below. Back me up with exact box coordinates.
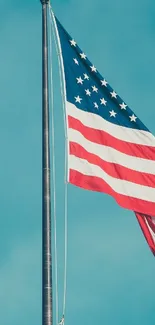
[135,213,155,255]
[54,15,155,255]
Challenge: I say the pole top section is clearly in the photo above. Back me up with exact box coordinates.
[40,0,50,4]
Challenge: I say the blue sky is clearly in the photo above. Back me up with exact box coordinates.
[0,0,155,324]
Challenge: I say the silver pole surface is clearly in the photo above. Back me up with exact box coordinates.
[40,1,52,325]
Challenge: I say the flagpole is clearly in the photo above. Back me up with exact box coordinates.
[40,1,52,325]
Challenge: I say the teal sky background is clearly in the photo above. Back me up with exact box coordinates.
[0,0,155,324]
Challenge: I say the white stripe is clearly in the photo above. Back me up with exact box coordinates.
[69,128,155,175]
[67,101,155,146]
[151,216,155,225]
[69,155,155,202]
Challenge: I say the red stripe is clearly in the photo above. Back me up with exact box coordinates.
[70,142,155,187]
[135,213,155,255]
[68,115,155,160]
[69,169,155,216]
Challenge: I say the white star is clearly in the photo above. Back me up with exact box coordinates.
[101,79,108,87]
[100,98,107,106]
[129,114,137,122]
[73,58,79,65]
[80,53,87,59]
[94,102,99,109]
[109,110,117,117]
[110,91,117,98]
[92,85,98,93]
[75,95,82,103]
[90,65,97,72]
[76,76,84,84]
[70,39,76,47]
[83,73,89,80]
[85,89,91,96]
[119,102,127,110]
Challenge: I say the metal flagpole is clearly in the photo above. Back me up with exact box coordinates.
[40,1,52,325]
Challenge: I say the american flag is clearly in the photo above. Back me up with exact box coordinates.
[55,16,155,255]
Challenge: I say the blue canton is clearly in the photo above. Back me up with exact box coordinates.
[56,17,148,131]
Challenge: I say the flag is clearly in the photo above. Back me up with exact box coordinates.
[54,15,155,255]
